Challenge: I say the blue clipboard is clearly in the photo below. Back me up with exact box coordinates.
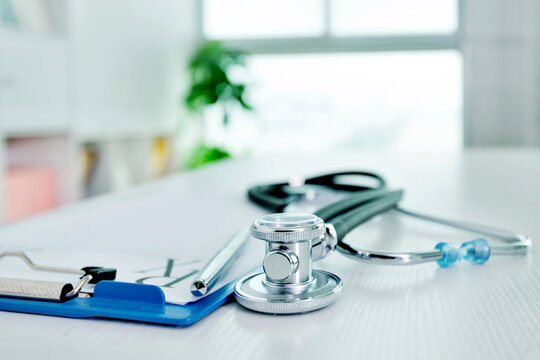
[0,280,236,326]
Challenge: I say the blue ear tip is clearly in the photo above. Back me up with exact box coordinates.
[435,242,461,267]
[461,238,491,264]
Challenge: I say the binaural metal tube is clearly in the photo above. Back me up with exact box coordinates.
[333,207,530,265]
[396,207,531,255]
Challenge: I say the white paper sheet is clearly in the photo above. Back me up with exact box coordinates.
[0,241,262,305]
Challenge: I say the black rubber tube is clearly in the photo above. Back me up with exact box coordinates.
[329,190,404,241]
[313,188,394,222]
[247,171,387,213]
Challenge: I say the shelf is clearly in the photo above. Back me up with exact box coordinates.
[74,123,177,143]
[2,125,71,139]
[0,0,193,223]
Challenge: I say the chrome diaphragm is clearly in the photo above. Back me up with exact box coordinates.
[234,213,342,314]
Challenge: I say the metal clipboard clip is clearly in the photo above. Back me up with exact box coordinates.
[0,251,116,302]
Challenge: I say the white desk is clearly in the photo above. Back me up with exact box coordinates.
[1,149,539,360]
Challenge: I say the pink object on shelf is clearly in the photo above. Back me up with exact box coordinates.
[3,167,58,223]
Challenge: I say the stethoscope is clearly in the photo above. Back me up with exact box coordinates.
[234,171,531,314]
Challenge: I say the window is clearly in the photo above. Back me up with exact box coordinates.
[331,0,458,36]
[203,0,326,39]
[200,0,462,154]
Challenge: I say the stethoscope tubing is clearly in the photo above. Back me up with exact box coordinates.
[248,171,531,266]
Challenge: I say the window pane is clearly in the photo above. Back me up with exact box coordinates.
[223,51,462,154]
[331,0,458,36]
[202,0,325,39]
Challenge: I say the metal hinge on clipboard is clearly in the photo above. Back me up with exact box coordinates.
[0,251,116,302]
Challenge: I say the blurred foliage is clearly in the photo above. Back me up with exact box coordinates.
[184,41,252,169]
[185,40,252,125]
[186,144,231,170]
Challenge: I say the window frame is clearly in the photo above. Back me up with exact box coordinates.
[197,0,463,54]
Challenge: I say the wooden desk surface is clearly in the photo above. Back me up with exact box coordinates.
[1,149,539,360]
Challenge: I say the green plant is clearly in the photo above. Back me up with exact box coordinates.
[183,41,252,169]
[186,144,231,170]
[185,41,252,125]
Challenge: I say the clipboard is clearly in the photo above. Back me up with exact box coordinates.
[0,280,236,326]
[0,250,252,326]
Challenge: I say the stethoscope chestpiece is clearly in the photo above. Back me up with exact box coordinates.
[234,213,343,314]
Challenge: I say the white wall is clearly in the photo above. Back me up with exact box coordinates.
[70,0,199,138]
[463,0,540,146]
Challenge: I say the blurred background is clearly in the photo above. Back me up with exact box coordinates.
[0,0,538,224]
